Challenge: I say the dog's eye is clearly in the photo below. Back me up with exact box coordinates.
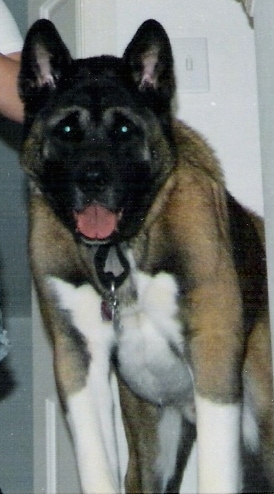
[54,113,85,143]
[120,125,129,134]
[110,116,135,139]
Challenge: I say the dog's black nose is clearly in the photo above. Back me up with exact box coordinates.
[76,161,109,192]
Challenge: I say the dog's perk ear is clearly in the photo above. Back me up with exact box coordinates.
[19,19,72,105]
[123,20,175,110]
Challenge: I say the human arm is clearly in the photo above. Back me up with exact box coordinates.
[0,51,23,122]
[0,1,24,122]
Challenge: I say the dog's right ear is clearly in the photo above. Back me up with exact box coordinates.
[19,19,72,106]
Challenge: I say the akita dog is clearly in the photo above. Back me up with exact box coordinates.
[19,18,274,493]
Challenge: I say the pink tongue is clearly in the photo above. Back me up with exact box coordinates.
[74,204,118,240]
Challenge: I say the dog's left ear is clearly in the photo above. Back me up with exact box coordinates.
[123,20,175,110]
[19,19,72,106]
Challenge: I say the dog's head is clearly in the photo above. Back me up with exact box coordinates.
[19,19,176,245]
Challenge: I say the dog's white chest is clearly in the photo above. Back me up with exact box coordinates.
[49,269,194,417]
[116,271,194,412]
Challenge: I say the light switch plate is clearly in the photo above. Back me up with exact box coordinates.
[172,37,210,93]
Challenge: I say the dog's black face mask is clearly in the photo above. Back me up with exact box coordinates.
[19,19,175,245]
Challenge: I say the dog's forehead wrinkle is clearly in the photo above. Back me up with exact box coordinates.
[103,106,145,127]
[44,65,143,124]
[48,105,90,128]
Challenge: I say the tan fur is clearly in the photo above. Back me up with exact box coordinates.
[132,121,249,401]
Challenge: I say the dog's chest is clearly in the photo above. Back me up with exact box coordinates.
[116,270,194,412]
[49,267,194,417]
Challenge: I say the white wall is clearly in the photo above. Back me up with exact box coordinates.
[254,0,274,368]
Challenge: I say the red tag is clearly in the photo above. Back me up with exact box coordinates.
[101,300,112,321]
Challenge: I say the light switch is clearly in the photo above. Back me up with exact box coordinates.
[172,38,210,93]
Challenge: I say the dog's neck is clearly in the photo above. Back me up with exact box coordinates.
[94,243,130,291]
[93,243,130,324]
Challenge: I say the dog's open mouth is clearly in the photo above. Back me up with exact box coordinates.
[74,204,122,241]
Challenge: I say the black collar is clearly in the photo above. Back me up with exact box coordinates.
[94,243,130,291]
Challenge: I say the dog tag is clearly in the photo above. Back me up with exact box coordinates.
[101,281,120,324]
[101,299,113,321]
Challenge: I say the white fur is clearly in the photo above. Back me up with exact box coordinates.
[242,399,259,453]
[117,271,194,410]
[132,271,183,348]
[48,277,122,494]
[195,393,241,494]
[156,407,182,491]
[67,381,120,494]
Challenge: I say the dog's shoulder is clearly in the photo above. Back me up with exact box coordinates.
[172,119,225,186]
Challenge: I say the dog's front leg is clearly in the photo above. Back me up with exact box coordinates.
[195,393,241,494]
[48,277,122,494]
[66,363,121,494]
[188,275,243,494]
